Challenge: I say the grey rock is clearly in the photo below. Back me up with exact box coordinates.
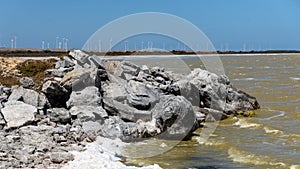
[8,86,39,107]
[95,69,108,90]
[19,77,35,89]
[89,55,105,69]
[69,50,90,66]
[42,81,68,96]
[45,67,74,78]
[134,67,174,93]
[141,65,150,73]
[106,61,140,81]
[169,79,200,106]
[2,87,11,96]
[66,86,101,108]
[69,106,108,122]
[126,80,159,110]
[204,108,229,122]
[55,56,75,69]
[188,68,260,113]
[42,81,69,108]
[150,66,170,81]
[0,85,3,95]
[49,152,74,163]
[0,96,7,109]
[1,101,37,128]
[103,98,151,122]
[99,116,128,139]
[47,108,71,124]
[0,113,5,129]
[155,76,165,84]
[38,93,50,109]
[102,82,127,102]
[151,95,197,140]
[99,116,160,141]
[82,121,102,141]
[54,77,62,82]
[20,125,55,150]
[60,67,96,91]
[0,86,10,107]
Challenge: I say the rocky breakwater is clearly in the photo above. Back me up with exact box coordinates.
[0,50,260,168]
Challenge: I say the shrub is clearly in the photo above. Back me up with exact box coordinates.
[16,59,56,86]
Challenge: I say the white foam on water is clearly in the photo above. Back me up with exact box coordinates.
[263,127,283,135]
[264,110,286,120]
[290,77,300,81]
[290,165,300,169]
[192,136,225,146]
[281,134,300,139]
[234,77,255,81]
[233,119,261,129]
[228,147,286,167]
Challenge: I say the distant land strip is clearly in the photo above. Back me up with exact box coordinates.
[0,48,300,57]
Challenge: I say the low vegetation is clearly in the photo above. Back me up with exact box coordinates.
[16,59,56,86]
[0,74,20,87]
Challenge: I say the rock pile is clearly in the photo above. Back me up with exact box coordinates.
[0,50,260,168]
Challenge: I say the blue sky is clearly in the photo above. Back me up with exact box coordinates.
[0,0,299,50]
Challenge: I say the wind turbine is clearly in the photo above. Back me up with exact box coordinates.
[42,41,45,49]
[11,39,14,49]
[47,42,50,49]
[14,36,17,48]
[141,41,144,50]
[56,37,59,49]
[62,38,65,50]
[65,39,68,51]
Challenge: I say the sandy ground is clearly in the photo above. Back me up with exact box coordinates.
[0,57,24,76]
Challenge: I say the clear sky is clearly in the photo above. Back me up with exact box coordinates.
[0,0,299,51]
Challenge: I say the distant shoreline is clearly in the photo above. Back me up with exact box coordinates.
[0,48,299,57]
